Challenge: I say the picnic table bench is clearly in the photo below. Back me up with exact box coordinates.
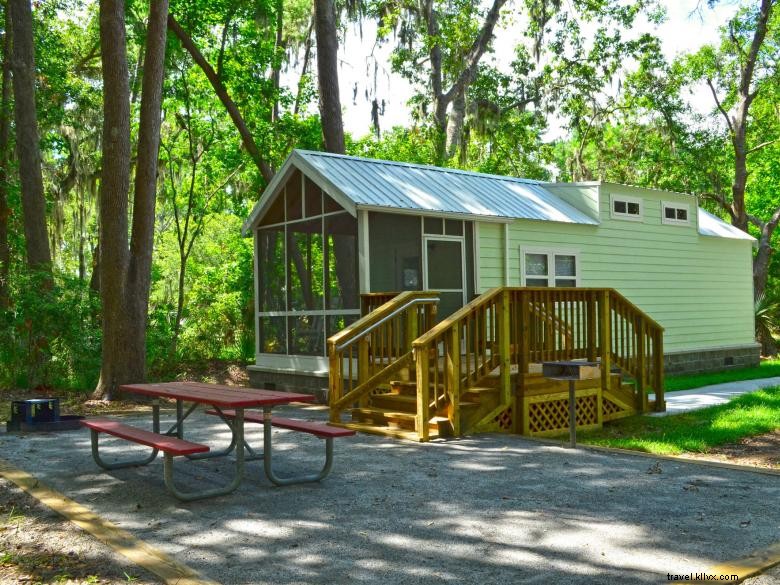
[205,409,355,486]
[80,382,343,501]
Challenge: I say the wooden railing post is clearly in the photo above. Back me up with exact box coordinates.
[499,289,512,407]
[600,290,612,392]
[446,325,461,436]
[328,348,342,423]
[654,331,665,412]
[406,307,419,348]
[357,337,370,407]
[586,291,597,362]
[519,290,530,374]
[636,318,648,412]
[415,347,430,442]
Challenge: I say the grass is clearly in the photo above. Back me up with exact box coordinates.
[575,386,780,455]
[665,358,780,392]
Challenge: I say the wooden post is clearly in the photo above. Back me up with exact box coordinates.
[586,291,597,362]
[636,318,648,412]
[654,330,665,412]
[446,325,461,436]
[328,348,342,423]
[406,306,419,348]
[357,337,370,408]
[599,290,611,394]
[519,291,529,374]
[415,347,430,441]
[499,289,511,407]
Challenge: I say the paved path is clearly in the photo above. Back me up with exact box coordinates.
[1,406,779,584]
[649,376,780,416]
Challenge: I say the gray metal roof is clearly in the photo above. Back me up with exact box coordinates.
[697,208,755,241]
[295,150,599,224]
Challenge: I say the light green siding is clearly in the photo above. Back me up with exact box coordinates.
[546,184,600,220]
[477,184,755,353]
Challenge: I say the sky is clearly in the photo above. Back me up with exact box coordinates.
[327,0,747,139]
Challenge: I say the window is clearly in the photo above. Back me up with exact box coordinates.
[662,201,690,225]
[523,250,579,287]
[610,194,643,221]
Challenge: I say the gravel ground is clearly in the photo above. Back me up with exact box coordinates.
[0,477,161,584]
[0,405,778,585]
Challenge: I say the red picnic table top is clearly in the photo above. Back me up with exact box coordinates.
[119,381,316,408]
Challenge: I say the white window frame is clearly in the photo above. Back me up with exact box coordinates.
[520,247,581,288]
[609,193,643,221]
[661,201,691,226]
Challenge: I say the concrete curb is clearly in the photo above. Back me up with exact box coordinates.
[0,458,220,585]
[704,541,780,584]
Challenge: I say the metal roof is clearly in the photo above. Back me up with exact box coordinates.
[297,150,599,224]
[244,150,599,232]
[697,208,755,241]
[244,150,753,244]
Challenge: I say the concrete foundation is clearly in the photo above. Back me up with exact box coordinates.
[663,343,761,375]
[247,366,330,403]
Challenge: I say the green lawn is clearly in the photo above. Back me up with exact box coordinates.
[575,386,780,455]
[665,359,780,392]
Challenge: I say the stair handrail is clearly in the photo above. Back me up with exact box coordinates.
[607,289,665,411]
[327,290,439,424]
[333,294,440,352]
[412,288,510,440]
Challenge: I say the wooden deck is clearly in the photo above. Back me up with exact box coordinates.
[328,288,664,442]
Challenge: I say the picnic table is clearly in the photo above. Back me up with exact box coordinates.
[81,382,353,501]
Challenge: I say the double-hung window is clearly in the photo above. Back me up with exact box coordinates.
[523,250,579,288]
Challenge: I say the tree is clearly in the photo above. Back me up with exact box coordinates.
[95,0,168,400]
[9,0,50,269]
[688,0,778,297]
[0,3,12,308]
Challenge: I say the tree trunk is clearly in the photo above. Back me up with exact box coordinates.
[313,0,345,154]
[0,6,12,309]
[8,0,50,269]
[445,89,466,160]
[94,0,132,400]
[423,0,507,163]
[125,0,169,387]
[94,0,168,400]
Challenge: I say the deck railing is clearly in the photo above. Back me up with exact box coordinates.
[328,291,438,424]
[411,287,664,439]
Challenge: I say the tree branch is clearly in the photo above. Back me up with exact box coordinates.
[441,0,508,104]
[706,77,734,134]
[746,138,779,155]
[167,14,274,183]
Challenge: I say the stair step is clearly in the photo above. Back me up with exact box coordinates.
[389,380,417,396]
[329,421,437,442]
[462,386,499,399]
[352,407,417,425]
[371,393,418,411]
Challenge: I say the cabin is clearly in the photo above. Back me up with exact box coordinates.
[243,150,758,441]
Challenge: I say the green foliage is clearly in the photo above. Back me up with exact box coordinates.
[576,386,780,455]
[148,213,254,372]
[0,268,101,391]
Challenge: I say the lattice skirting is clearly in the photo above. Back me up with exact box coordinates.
[519,386,638,436]
[520,388,602,437]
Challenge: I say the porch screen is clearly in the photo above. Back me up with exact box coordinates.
[257,173,359,356]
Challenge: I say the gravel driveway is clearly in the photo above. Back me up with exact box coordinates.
[1,405,778,585]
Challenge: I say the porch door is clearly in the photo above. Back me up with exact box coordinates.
[424,236,466,320]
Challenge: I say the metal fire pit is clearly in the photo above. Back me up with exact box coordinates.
[6,397,83,432]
